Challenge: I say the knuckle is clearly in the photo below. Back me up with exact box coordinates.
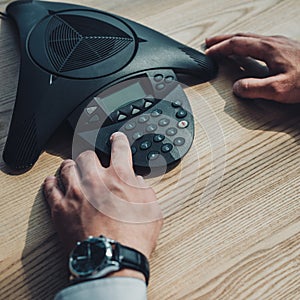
[60,162,76,178]
[269,81,284,95]
[52,201,63,212]
[60,166,75,182]
[67,200,80,211]
[76,150,96,162]
[51,201,66,216]
[229,36,239,46]
[45,185,56,197]
[61,159,75,170]
[261,39,276,53]
[268,80,290,102]
[270,34,286,41]
[228,36,244,53]
[61,164,75,174]
[52,200,81,219]
[67,185,84,200]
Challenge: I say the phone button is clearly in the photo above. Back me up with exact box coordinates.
[161,143,173,153]
[118,114,127,121]
[124,121,136,130]
[148,151,160,161]
[177,120,189,128]
[158,118,170,127]
[146,124,158,132]
[166,127,177,136]
[176,109,187,118]
[133,132,143,140]
[140,140,152,150]
[138,115,150,123]
[154,74,163,82]
[151,109,162,117]
[174,137,185,146]
[153,134,165,142]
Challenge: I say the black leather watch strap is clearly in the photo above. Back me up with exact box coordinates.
[114,243,150,285]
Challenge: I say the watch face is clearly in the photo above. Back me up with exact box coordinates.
[70,238,107,277]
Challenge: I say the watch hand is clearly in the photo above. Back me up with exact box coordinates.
[77,256,88,260]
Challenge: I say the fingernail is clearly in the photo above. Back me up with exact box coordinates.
[110,131,124,141]
[44,176,56,182]
[233,82,241,96]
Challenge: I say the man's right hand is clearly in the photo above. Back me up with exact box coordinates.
[205,33,300,103]
[43,132,163,262]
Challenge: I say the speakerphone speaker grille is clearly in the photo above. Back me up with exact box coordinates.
[180,47,216,78]
[15,115,38,169]
[45,15,134,73]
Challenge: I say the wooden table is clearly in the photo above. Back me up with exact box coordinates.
[1,0,299,299]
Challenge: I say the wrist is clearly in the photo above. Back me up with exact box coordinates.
[68,235,150,285]
[106,269,146,282]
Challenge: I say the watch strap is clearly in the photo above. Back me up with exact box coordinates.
[114,243,150,285]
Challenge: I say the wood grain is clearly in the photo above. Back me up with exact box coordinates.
[0,0,300,299]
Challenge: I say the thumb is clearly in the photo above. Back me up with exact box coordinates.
[233,76,282,101]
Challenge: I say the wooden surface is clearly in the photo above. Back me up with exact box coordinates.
[1,0,300,299]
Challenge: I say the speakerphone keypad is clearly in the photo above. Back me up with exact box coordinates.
[118,98,191,163]
[81,71,194,174]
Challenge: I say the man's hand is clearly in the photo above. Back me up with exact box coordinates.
[205,33,300,103]
[43,132,163,264]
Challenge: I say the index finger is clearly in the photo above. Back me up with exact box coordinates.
[205,36,268,62]
[205,33,266,48]
[109,132,134,175]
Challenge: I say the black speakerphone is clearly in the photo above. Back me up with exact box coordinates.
[3,0,218,175]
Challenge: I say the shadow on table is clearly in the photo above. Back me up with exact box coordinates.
[45,122,74,161]
[0,122,73,175]
[21,186,69,299]
[210,57,300,145]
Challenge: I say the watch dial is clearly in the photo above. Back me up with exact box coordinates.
[71,239,106,276]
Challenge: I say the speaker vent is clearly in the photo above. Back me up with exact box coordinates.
[14,115,38,169]
[180,47,209,69]
[45,15,134,72]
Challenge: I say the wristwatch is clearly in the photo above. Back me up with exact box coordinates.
[69,235,150,285]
